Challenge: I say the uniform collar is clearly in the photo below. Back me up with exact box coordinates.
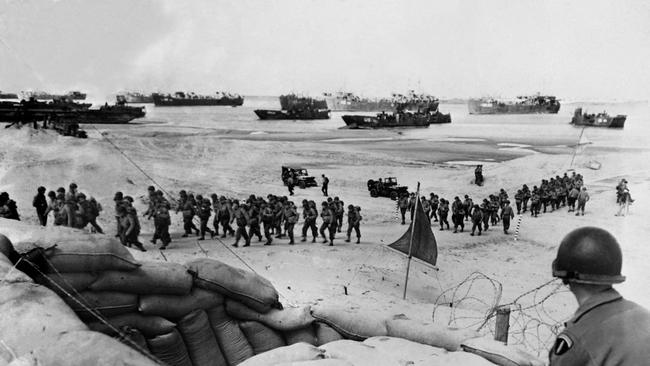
[570,287,622,325]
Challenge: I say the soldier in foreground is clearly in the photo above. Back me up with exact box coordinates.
[549,227,650,365]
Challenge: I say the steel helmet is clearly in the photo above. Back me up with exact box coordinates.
[552,227,625,285]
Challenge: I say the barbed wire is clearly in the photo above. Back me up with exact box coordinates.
[431,271,572,356]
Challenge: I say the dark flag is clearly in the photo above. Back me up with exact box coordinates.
[388,196,438,267]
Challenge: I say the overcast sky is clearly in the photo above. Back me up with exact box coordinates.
[0,0,648,100]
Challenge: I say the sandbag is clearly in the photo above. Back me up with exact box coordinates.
[227,299,314,331]
[0,234,15,260]
[90,261,193,295]
[178,309,228,366]
[363,336,471,365]
[239,320,286,354]
[63,290,138,319]
[319,340,398,366]
[11,330,158,366]
[206,305,255,365]
[16,237,140,272]
[314,322,343,346]
[187,258,280,313]
[0,253,31,283]
[310,303,387,340]
[461,337,545,366]
[139,287,224,319]
[0,283,87,358]
[238,343,325,366]
[385,317,480,351]
[284,326,318,346]
[275,360,353,366]
[87,313,176,337]
[119,327,149,353]
[35,271,97,295]
[146,329,193,366]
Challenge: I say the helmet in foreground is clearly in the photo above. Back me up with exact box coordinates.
[552,227,625,285]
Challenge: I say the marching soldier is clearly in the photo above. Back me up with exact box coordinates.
[345,204,362,244]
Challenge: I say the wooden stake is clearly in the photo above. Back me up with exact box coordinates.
[495,306,511,344]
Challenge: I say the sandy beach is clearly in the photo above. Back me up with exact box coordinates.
[0,101,648,357]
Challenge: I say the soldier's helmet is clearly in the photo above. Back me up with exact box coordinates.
[552,227,625,285]
[148,185,155,192]
[38,186,46,193]
[348,204,354,209]
[113,191,123,201]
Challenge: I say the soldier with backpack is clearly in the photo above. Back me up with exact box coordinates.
[33,186,48,226]
[231,201,250,247]
[345,205,362,244]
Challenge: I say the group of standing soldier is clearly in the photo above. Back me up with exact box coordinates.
[29,183,103,234]
[395,171,590,237]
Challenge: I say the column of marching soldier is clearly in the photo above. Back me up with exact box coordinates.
[3,170,634,251]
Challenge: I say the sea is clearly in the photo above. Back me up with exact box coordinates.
[109,97,649,153]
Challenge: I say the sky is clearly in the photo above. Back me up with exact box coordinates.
[0,0,648,101]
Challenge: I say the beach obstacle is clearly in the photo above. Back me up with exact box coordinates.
[513,215,523,241]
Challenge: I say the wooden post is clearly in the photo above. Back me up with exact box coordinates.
[495,306,511,344]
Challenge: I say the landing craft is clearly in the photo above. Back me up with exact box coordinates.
[468,94,560,114]
[255,94,330,120]
[152,91,243,107]
[570,108,626,128]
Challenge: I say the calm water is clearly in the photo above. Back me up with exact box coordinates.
[130,97,649,149]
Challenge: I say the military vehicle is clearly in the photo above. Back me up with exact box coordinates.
[282,166,318,189]
[570,108,626,128]
[367,177,409,200]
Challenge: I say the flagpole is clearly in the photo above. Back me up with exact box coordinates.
[403,182,420,300]
[570,126,586,168]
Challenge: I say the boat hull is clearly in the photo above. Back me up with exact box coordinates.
[468,99,560,114]
[77,109,146,124]
[570,108,626,128]
[342,111,451,129]
[152,93,243,107]
[324,97,394,112]
[254,109,330,120]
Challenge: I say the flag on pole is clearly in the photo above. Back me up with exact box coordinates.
[388,195,438,267]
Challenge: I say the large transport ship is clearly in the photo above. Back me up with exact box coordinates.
[570,108,626,128]
[323,92,394,112]
[117,92,154,104]
[342,95,450,129]
[152,91,243,106]
[22,90,87,100]
[468,94,560,114]
[0,99,145,124]
[0,92,18,99]
[255,94,330,120]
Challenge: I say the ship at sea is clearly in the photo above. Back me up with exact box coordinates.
[570,108,626,128]
[323,91,394,112]
[255,94,330,120]
[22,90,87,100]
[0,99,144,124]
[116,92,154,104]
[342,94,450,129]
[152,91,243,107]
[468,94,560,114]
[0,91,18,99]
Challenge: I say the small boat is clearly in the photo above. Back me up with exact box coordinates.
[117,92,154,104]
[570,108,626,128]
[77,103,146,124]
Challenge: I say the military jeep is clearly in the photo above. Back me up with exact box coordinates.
[367,177,409,200]
[282,166,318,189]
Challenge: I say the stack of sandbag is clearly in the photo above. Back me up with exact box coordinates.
[0,234,157,366]
[7,232,544,366]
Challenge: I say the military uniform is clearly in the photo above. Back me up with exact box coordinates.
[549,288,650,366]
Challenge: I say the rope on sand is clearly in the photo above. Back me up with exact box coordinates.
[513,214,523,241]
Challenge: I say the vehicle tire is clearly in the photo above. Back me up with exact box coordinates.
[299,181,306,189]
[370,189,378,198]
[367,180,375,190]
[390,191,398,200]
